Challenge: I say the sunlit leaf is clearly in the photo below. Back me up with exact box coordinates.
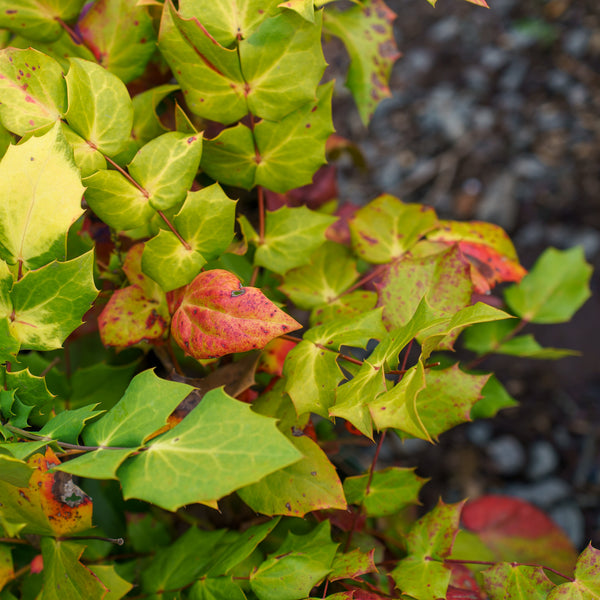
[549,544,600,599]
[480,564,554,600]
[171,269,301,359]
[0,454,33,487]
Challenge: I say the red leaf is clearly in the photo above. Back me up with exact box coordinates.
[447,564,486,599]
[30,554,44,574]
[258,337,297,376]
[171,269,301,359]
[461,495,577,576]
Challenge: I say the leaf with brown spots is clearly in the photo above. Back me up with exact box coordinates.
[324,0,401,124]
[0,447,92,537]
[171,269,301,359]
[98,243,170,347]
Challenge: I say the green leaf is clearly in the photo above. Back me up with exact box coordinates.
[65,58,134,157]
[158,0,246,125]
[0,47,66,134]
[83,169,153,231]
[38,405,101,444]
[128,131,202,212]
[549,544,600,599]
[8,252,98,351]
[470,374,518,419]
[343,467,425,517]
[463,320,579,359]
[505,247,592,324]
[254,206,338,275]
[279,242,359,309]
[179,0,280,46]
[171,269,301,359]
[201,82,334,193]
[87,564,132,600]
[481,564,554,600]
[117,388,302,510]
[0,453,33,487]
[323,0,399,124]
[329,548,377,581]
[189,577,247,600]
[61,123,107,177]
[132,84,179,147]
[392,500,464,600]
[310,290,378,327]
[238,434,346,516]
[0,1,85,42]
[0,122,84,269]
[0,120,12,159]
[349,195,438,263]
[40,538,106,600]
[250,521,337,600]
[77,0,157,83]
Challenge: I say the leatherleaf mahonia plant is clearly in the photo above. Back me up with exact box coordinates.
[0,0,597,599]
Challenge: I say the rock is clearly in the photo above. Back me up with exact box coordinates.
[512,155,549,180]
[549,502,585,548]
[499,58,530,92]
[476,172,518,231]
[503,477,572,508]
[428,17,460,44]
[526,440,560,480]
[487,434,526,475]
[467,421,493,447]
[481,46,509,72]
[562,29,591,58]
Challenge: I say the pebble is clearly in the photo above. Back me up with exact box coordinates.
[487,434,526,476]
[562,29,591,58]
[549,502,585,548]
[467,420,494,447]
[503,477,572,509]
[428,17,460,44]
[481,46,509,72]
[512,155,548,180]
[526,440,560,480]
[476,172,518,231]
[499,58,530,92]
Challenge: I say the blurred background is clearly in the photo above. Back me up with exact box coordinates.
[326,0,600,550]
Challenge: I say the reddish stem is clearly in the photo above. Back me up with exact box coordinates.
[444,558,574,583]
[101,151,150,198]
[55,17,84,46]
[157,211,192,251]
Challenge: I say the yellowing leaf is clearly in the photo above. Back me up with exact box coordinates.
[171,269,301,359]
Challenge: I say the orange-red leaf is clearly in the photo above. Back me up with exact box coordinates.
[171,269,301,359]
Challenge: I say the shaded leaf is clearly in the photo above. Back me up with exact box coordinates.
[324,0,400,124]
[131,84,179,146]
[87,564,132,600]
[461,495,577,576]
[0,454,33,487]
[349,195,438,264]
[0,544,13,592]
[65,58,134,157]
[117,388,302,510]
[343,467,425,517]
[171,269,301,359]
[77,0,157,83]
[329,548,377,582]
[470,374,518,420]
[0,48,66,134]
[0,122,84,270]
[189,577,247,600]
[505,247,592,324]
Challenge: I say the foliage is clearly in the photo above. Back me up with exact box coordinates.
[0,0,595,599]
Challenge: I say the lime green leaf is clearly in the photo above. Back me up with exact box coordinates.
[117,388,302,510]
[255,206,338,275]
[310,290,378,327]
[0,120,12,159]
[0,1,85,42]
[480,564,554,600]
[0,440,48,461]
[324,0,399,124]
[171,269,301,359]
[329,548,377,581]
[463,320,579,359]
[349,195,438,263]
[240,10,326,122]
[250,522,337,600]
[132,84,179,147]
[549,544,600,599]
[0,544,13,590]
[128,131,202,212]
[0,454,33,487]
[84,370,191,448]
[392,500,464,600]
[306,308,386,348]
[142,527,227,595]
[343,467,425,517]
[179,0,280,46]
[505,247,592,324]
[53,448,134,480]
[87,564,132,600]
[158,0,246,124]
[279,242,359,309]
[0,122,84,269]
[38,405,101,444]
[8,252,98,351]
[202,82,334,193]
[83,170,153,231]
[0,48,65,133]
[238,434,346,516]
[280,0,315,21]
[77,0,157,83]
[40,538,106,600]
[65,58,134,157]
[378,246,473,346]
[470,374,518,420]
[61,123,106,177]
[189,577,247,600]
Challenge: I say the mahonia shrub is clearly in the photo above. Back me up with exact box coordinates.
[0,0,597,599]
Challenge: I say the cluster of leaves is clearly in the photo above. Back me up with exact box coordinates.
[0,0,596,599]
